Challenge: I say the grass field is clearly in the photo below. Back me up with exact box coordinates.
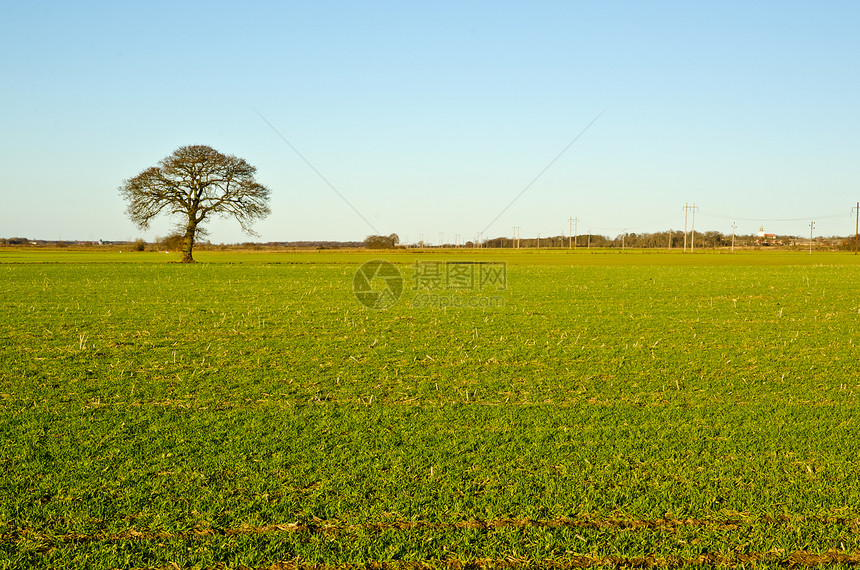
[2,248,860,569]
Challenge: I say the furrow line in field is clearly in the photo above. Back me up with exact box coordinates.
[138,550,860,570]
[5,514,860,543]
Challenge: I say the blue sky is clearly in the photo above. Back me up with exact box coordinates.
[2,1,858,243]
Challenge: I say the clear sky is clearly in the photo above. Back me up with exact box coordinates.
[2,1,858,244]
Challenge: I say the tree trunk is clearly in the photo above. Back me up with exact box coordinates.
[181,223,196,263]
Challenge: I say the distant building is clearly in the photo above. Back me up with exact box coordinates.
[756,226,777,246]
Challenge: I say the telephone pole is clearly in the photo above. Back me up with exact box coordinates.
[683,203,689,252]
[731,222,737,253]
[667,229,672,251]
[682,203,698,252]
[568,217,578,249]
[853,203,859,255]
[809,221,815,255]
[569,217,573,248]
[691,203,697,252]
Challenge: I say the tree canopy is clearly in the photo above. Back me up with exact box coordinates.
[119,145,271,262]
[364,234,400,249]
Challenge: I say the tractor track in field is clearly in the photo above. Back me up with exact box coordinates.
[5,514,860,543]
[136,550,860,569]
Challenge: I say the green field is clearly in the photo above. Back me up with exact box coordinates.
[2,249,860,568]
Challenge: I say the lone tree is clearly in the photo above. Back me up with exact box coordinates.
[119,145,271,263]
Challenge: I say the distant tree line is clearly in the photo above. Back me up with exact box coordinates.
[1,237,31,245]
[477,231,857,249]
[4,231,859,251]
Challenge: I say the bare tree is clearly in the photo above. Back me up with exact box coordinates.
[119,145,271,263]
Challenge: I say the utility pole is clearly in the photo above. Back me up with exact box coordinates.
[683,203,689,252]
[668,229,672,251]
[854,203,859,255]
[569,217,573,248]
[537,233,540,248]
[682,203,698,252]
[731,222,736,253]
[568,217,578,249]
[691,203,697,252]
[809,221,815,255]
[587,230,591,249]
[621,229,626,251]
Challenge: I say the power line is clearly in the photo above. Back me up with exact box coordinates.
[589,211,684,233]
[480,109,606,236]
[703,212,847,222]
[254,108,380,234]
